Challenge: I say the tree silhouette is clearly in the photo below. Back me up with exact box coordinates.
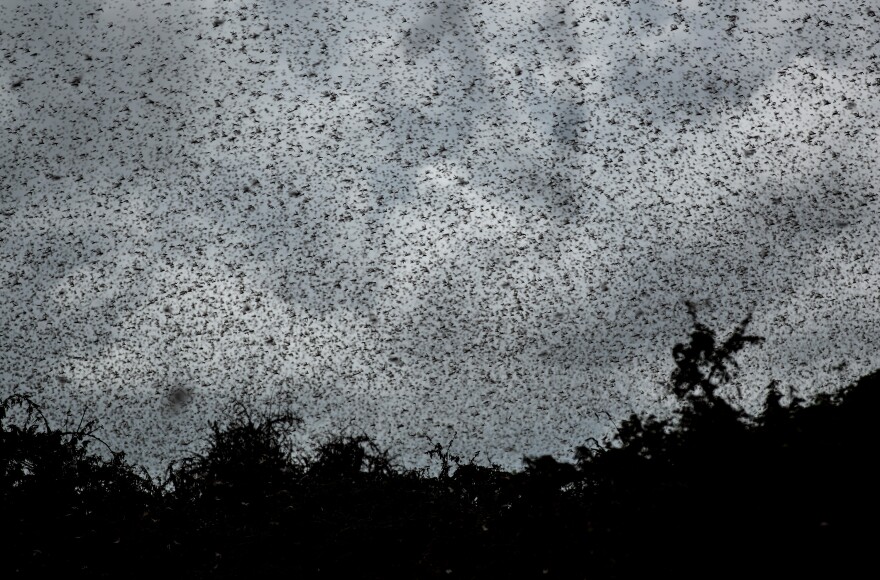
[670,300,765,404]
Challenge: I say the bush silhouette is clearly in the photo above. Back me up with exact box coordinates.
[2,304,878,578]
[1,394,161,576]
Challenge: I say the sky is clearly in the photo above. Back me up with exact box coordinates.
[2,0,879,476]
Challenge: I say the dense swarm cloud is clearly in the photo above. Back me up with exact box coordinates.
[2,0,879,474]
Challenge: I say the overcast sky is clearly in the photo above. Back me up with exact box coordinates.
[2,0,879,475]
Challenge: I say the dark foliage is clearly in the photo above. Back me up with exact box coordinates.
[2,308,878,578]
[1,394,162,577]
